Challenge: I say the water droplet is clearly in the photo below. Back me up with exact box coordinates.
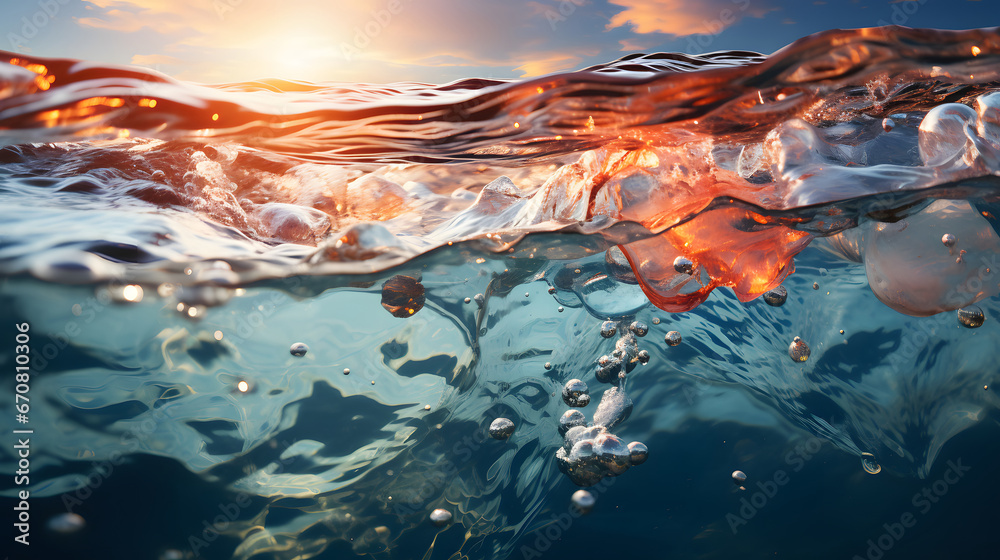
[571,489,595,514]
[562,379,591,407]
[958,305,985,328]
[548,286,556,294]
[464,297,471,304]
[812,282,820,290]
[343,368,351,375]
[673,256,695,275]
[429,508,453,526]
[637,349,650,364]
[861,452,881,474]
[763,285,787,307]
[732,470,747,484]
[544,362,552,370]
[652,317,660,325]
[600,320,617,338]
[290,342,309,357]
[630,321,649,337]
[557,306,564,312]
[489,417,515,440]
[665,331,682,346]
[236,379,250,393]
[423,405,431,410]
[628,441,648,465]
[788,336,811,362]
[525,292,530,298]
[942,233,957,248]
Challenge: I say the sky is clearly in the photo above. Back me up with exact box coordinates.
[1,0,997,85]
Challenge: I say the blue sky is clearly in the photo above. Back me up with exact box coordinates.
[1,0,997,84]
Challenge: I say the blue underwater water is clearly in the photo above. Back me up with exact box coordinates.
[3,26,1000,560]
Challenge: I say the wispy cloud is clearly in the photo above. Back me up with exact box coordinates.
[606,0,775,36]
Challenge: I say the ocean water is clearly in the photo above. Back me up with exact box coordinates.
[2,26,1000,560]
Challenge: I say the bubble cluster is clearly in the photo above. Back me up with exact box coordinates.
[289,342,309,357]
[957,305,985,328]
[489,417,515,440]
[556,425,638,486]
[762,285,787,307]
[562,379,591,407]
[788,336,810,362]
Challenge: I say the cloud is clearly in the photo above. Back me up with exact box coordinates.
[606,0,775,36]
[130,53,180,66]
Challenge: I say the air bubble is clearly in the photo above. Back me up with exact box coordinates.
[47,512,85,534]
[489,417,515,440]
[571,489,595,514]
[788,336,811,362]
[628,441,648,465]
[562,379,591,407]
[637,349,650,364]
[559,409,587,435]
[732,470,747,484]
[665,331,682,346]
[673,256,695,275]
[958,305,985,328]
[942,233,957,248]
[600,320,617,338]
[763,285,787,307]
[630,321,648,337]
[861,452,881,474]
[290,342,309,357]
[429,508,452,526]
